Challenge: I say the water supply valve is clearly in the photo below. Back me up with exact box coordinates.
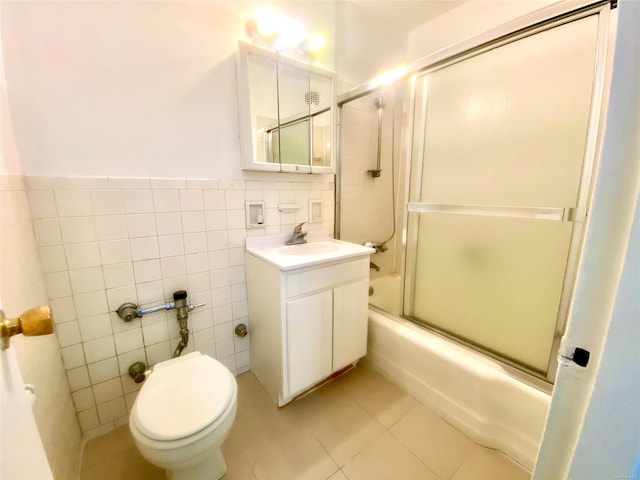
[116,290,205,322]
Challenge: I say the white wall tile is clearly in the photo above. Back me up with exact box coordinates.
[33,218,62,246]
[97,397,126,423]
[65,242,101,270]
[226,210,245,229]
[188,179,218,189]
[182,211,205,233]
[45,271,72,299]
[103,263,134,289]
[150,179,186,189]
[124,190,154,214]
[211,286,231,307]
[91,190,125,215]
[185,252,208,274]
[72,388,95,412]
[84,336,116,364]
[79,313,113,341]
[108,178,150,190]
[75,290,109,318]
[207,231,228,251]
[208,250,229,269]
[193,327,214,350]
[145,341,171,366]
[162,275,187,296]
[231,283,247,302]
[212,304,232,326]
[210,268,230,288]
[59,217,97,244]
[130,237,159,261]
[205,210,227,230]
[229,265,246,285]
[69,266,105,294]
[51,296,77,324]
[219,180,245,190]
[236,350,251,370]
[227,229,247,248]
[191,309,213,331]
[78,408,99,432]
[126,214,157,238]
[27,190,58,218]
[38,245,68,273]
[215,339,235,359]
[117,348,147,376]
[98,239,131,268]
[133,259,162,283]
[136,280,164,305]
[152,190,180,212]
[105,285,137,312]
[57,320,82,347]
[160,255,186,278]
[187,272,210,293]
[183,232,206,254]
[214,322,233,343]
[92,378,123,405]
[114,328,144,355]
[55,190,92,217]
[95,215,128,240]
[232,300,248,319]
[158,234,184,257]
[67,366,91,391]
[62,344,86,370]
[155,212,182,235]
[228,247,245,266]
[199,344,217,359]
[142,321,169,345]
[179,190,204,211]
[225,190,245,210]
[204,190,225,210]
[87,357,120,384]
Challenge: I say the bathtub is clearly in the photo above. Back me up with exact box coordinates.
[365,276,551,471]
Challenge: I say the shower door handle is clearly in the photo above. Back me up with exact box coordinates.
[407,203,586,222]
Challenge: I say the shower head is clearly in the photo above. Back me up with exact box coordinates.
[374,96,385,110]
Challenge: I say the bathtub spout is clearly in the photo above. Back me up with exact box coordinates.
[370,261,380,271]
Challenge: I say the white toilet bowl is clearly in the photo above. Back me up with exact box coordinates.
[129,351,238,480]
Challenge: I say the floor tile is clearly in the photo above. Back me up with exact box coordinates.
[337,366,418,428]
[390,402,476,479]
[450,446,531,480]
[251,428,339,480]
[341,432,440,480]
[80,425,135,472]
[79,448,164,480]
[326,470,349,480]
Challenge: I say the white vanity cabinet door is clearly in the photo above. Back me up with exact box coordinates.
[285,290,333,397]
[333,278,370,371]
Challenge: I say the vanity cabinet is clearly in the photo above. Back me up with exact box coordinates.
[245,253,370,406]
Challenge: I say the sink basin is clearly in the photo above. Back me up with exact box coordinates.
[277,242,341,256]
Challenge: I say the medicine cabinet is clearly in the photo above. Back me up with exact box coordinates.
[236,42,336,174]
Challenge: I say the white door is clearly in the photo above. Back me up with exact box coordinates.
[285,291,333,397]
[0,346,53,479]
[333,279,369,370]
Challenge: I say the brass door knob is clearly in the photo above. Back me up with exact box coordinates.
[0,306,54,350]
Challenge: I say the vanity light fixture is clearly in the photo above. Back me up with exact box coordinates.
[245,9,325,57]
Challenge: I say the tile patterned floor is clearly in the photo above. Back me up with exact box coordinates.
[79,365,531,480]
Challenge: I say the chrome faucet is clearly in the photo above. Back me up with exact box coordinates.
[286,222,308,245]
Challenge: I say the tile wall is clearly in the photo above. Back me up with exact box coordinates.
[25,174,334,438]
[0,174,83,479]
[340,96,398,275]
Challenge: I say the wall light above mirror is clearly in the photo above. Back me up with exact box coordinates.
[236,41,336,174]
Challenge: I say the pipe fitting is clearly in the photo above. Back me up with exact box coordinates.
[128,361,148,383]
[235,323,248,337]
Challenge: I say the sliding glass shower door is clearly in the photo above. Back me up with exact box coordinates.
[404,14,604,377]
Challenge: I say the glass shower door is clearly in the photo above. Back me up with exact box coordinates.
[404,15,601,376]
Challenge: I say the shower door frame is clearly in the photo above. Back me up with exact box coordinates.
[335,0,615,384]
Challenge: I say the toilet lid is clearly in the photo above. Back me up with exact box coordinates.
[133,354,234,441]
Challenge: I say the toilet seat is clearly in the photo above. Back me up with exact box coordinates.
[131,352,235,441]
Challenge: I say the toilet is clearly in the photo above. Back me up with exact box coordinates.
[129,351,238,480]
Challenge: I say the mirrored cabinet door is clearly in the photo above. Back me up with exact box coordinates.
[236,42,336,173]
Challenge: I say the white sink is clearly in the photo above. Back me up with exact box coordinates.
[277,242,341,256]
[245,231,375,271]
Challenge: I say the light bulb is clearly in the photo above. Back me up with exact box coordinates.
[307,34,325,52]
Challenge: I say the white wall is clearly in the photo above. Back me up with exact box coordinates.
[2,1,244,179]
[408,0,558,61]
